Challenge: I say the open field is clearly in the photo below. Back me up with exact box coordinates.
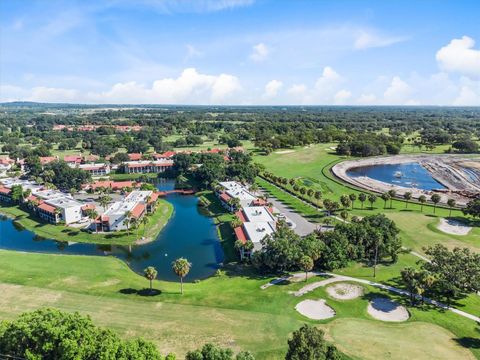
[0,250,478,359]
[0,199,173,245]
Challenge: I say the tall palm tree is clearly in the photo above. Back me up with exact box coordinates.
[403,192,412,209]
[381,193,390,209]
[99,195,112,211]
[141,215,149,237]
[123,211,132,235]
[387,189,396,208]
[143,266,158,293]
[431,194,441,214]
[86,209,99,233]
[358,193,367,209]
[348,193,356,209]
[447,198,456,217]
[368,194,377,210]
[419,195,427,212]
[172,258,191,294]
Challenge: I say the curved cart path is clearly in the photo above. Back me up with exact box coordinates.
[262,271,480,323]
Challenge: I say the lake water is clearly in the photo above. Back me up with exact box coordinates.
[346,162,446,191]
[0,179,224,281]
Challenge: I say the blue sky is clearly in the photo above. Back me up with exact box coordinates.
[1,0,479,105]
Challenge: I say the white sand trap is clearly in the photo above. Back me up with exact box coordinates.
[437,218,472,235]
[295,299,336,320]
[367,297,409,322]
[274,150,295,154]
[327,283,363,300]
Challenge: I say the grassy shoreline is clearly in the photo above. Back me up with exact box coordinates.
[0,199,173,246]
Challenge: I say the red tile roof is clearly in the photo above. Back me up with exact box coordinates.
[154,151,176,159]
[219,192,231,202]
[0,186,12,195]
[148,192,160,203]
[234,227,247,244]
[251,198,267,206]
[131,203,145,218]
[39,156,57,165]
[84,180,135,190]
[128,153,142,161]
[235,210,247,223]
[63,155,82,163]
[26,194,38,202]
[81,204,96,211]
[38,203,56,213]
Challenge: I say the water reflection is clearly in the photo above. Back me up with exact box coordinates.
[0,179,224,281]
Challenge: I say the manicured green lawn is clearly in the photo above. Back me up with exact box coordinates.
[0,250,478,359]
[0,200,173,245]
[109,172,159,181]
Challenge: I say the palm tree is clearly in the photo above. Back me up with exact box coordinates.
[172,258,191,294]
[348,193,357,209]
[339,210,349,222]
[381,193,390,209]
[368,194,377,210]
[130,217,139,240]
[86,209,99,233]
[143,266,158,293]
[141,215,149,237]
[340,195,351,209]
[431,194,441,214]
[124,211,132,235]
[447,198,456,217]
[419,195,427,212]
[358,193,367,209]
[403,192,412,209]
[249,183,259,194]
[99,195,112,211]
[314,191,322,207]
[298,255,314,282]
[387,189,396,208]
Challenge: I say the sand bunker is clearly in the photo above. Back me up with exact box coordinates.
[275,150,295,154]
[295,299,336,320]
[437,218,472,236]
[327,283,363,300]
[367,297,409,322]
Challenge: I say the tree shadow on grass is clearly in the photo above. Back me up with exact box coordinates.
[455,335,480,349]
[119,288,162,297]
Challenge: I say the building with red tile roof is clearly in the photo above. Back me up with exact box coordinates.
[128,153,143,161]
[39,156,58,165]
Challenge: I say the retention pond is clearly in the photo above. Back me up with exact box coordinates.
[0,179,224,281]
[346,162,446,191]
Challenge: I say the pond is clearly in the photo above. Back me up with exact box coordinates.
[346,162,446,191]
[0,179,224,282]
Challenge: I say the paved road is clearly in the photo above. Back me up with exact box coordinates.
[259,189,318,236]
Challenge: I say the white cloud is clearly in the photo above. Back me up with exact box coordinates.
[354,30,405,50]
[287,84,306,95]
[356,93,377,105]
[314,66,342,90]
[334,89,351,104]
[263,80,283,98]
[436,36,480,78]
[250,43,269,62]
[383,76,412,104]
[453,86,480,106]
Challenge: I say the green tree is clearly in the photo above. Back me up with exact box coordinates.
[340,194,351,209]
[462,199,480,219]
[403,192,412,208]
[388,189,396,208]
[368,194,377,209]
[285,324,340,360]
[172,258,192,294]
[447,198,456,217]
[99,194,112,211]
[430,194,441,214]
[143,266,158,293]
[348,193,357,209]
[358,193,367,209]
[86,209,99,233]
[381,193,390,209]
[10,184,24,203]
[298,255,314,282]
[419,195,427,212]
[0,308,162,360]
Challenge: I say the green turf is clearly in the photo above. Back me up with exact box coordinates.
[0,250,478,359]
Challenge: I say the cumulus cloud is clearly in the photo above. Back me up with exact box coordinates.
[334,89,351,104]
[356,93,377,105]
[250,43,269,62]
[383,76,413,104]
[453,86,480,106]
[314,66,342,90]
[2,68,241,104]
[287,84,307,96]
[354,30,405,50]
[263,80,283,98]
[436,36,480,77]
